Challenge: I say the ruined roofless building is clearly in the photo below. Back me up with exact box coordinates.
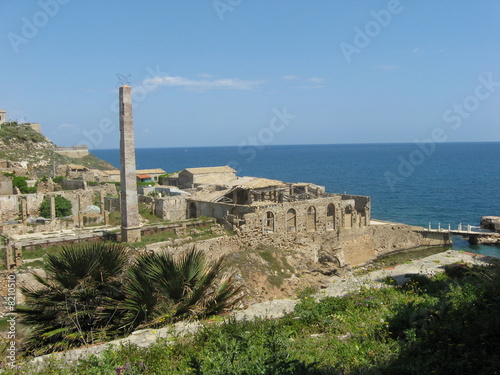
[119,85,141,242]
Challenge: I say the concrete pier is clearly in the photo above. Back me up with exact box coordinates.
[119,85,141,243]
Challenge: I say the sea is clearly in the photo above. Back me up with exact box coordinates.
[93,142,500,257]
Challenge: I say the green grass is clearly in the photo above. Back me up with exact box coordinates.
[22,245,63,260]
[129,224,223,248]
[6,261,500,374]
[138,203,164,224]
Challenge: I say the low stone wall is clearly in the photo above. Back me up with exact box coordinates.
[54,146,89,158]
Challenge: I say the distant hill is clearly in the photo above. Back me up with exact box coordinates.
[0,121,55,150]
[0,122,115,175]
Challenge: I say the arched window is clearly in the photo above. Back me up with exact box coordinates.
[286,208,296,233]
[326,203,335,230]
[343,206,353,229]
[263,211,274,233]
[306,206,316,232]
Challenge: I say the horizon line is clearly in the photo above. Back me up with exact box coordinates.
[87,140,500,151]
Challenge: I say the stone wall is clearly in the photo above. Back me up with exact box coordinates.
[0,176,13,195]
[54,146,89,158]
[61,179,87,190]
[155,196,187,222]
[0,190,96,235]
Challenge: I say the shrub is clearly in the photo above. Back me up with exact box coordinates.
[39,195,72,218]
[17,242,130,355]
[13,176,37,194]
[52,175,64,184]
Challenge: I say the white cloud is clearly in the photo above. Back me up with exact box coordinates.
[144,75,265,92]
[283,75,299,80]
[307,77,325,83]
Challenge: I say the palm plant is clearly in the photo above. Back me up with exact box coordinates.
[17,242,130,356]
[120,247,243,331]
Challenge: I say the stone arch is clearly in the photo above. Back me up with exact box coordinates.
[343,205,353,229]
[286,208,296,233]
[306,206,317,232]
[263,211,275,233]
[326,203,335,231]
[189,202,197,219]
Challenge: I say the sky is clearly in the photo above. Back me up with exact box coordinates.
[1,0,500,150]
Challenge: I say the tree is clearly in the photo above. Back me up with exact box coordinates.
[39,195,72,218]
[17,242,130,355]
[120,247,243,331]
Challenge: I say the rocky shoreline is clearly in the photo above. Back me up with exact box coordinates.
[481,216,500,233]
[474,216,500,245]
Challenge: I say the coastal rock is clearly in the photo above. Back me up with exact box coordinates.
[470,234,500,245]
[481,216,500,233]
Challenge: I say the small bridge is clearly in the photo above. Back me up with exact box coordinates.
[423,223,499,244]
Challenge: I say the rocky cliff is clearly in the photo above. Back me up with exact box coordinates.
[0,121,114,175]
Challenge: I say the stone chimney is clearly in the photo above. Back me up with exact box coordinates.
[119,86,141,243]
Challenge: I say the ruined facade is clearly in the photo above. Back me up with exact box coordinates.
[189,181,370,237]
[149,165,371,240]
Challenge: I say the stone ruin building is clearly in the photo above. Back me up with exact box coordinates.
[153,166,370,238]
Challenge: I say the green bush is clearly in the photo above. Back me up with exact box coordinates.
[13,176,37,194]
[39,195,72,218]
[52,175,64,184]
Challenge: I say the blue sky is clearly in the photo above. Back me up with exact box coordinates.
[1,0,500,149]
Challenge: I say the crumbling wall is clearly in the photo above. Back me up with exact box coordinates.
[238,196,350,235]
[155,196,187,222]
[61,179,87,190]
[0,191,94,223]
[0,176,13,195]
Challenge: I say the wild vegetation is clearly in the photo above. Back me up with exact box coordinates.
[14,242,242,356]
[0,122,50,146]
[5,259,500,374]
[39,195,73,218]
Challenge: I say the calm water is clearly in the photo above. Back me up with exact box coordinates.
[93,142,500,256]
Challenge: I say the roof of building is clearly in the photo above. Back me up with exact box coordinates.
[67,164,88,171]
[136,168,166,175]
[137,174,151,179]
[182,166,236,175]
[102,169,121,175]
[92,169,110,177]
[233,177,287,190]
[190,176,288,203]
[191,188,233,203]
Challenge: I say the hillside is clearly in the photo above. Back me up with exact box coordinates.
[0,122,115,175]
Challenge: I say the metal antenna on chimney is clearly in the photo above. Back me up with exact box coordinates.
[116,74,132,86]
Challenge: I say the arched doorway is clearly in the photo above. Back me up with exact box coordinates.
[343,206,353,229]
[263,211,274,233]
[306,206,316,232]
[326,203,335,230]
[189,202,197,219]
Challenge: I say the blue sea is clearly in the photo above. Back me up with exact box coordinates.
[93,142,500,257]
